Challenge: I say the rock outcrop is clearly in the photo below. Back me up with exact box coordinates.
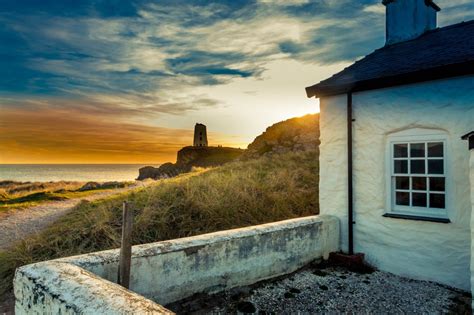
[137,113,319,180]
[241,114,319,159]
[137,147,244,180]
[78,181,128,191]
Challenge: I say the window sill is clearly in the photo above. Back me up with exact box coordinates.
[382,212,450,223]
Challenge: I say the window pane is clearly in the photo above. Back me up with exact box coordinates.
[428,159,443,174]
[428,142,443,157]
[412,193,427,207]
[396,177,409,190]
[394,144,408,157]
[396,192,409,206]
[394,160,408,174]
[429,177,445,192]
[412,177,427,190]
[430,194,445,209]
[410,143,425,157]
[410,160,425,174]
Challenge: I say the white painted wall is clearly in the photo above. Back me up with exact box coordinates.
[319,75,474,290]
[470,148,474,307]
[15,215,339,312]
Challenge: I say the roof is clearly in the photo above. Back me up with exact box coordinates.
[461,131,474,150]
[461,131,474,140]
[423,0,441,12]
[306,20,474,98]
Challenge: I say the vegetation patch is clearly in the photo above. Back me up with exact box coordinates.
[0,181,132,212]
[0,150,318,296]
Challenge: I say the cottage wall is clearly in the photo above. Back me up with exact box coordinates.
[470,147,474,304]
[319,75,474,290]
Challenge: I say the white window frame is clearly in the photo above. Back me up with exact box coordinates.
[385,129,449,219]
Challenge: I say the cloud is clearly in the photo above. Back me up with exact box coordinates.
[0,0,378,97]
[0,93,222,125]
[257,0,310,6]
[0,0,141,18]
[0,101,240,164]
[363,4,386,14]
[0,0,473,163]
[3,0,472,98]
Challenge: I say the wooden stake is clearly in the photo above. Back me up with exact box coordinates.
[118,201,133,289]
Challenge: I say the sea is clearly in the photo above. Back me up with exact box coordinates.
[0,164,160,182]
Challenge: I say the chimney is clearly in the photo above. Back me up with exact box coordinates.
[383,0,440,45]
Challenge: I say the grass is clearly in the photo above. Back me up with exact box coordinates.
[0,181,133,212]
[0,150,319,296]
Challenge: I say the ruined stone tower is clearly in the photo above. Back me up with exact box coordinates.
[193,123,208,147]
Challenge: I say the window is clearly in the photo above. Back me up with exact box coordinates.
[387,131,448,219]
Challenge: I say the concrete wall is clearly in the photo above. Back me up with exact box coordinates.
[14,262,170,314]
[15,215,339,313]
[319,75,474,290]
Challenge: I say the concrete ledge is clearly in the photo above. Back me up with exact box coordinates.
[14,215,339,313]
[14,262,171,314]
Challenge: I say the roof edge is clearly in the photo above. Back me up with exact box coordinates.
[425,0,441,12]
[461,131,474,140]
[305,60,474,98]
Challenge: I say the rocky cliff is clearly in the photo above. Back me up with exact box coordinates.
[241,113,319,159]
[137,146,244,180]
[137,113,319,180]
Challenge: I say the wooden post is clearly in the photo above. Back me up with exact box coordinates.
[118,201,133,289]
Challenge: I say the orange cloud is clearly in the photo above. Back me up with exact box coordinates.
[0,104,245,164]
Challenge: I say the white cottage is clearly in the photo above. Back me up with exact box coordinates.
[306,0,474,295]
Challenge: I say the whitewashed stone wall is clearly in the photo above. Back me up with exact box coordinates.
[319,94,349,252]
[470,148,474,307]
[319,75,474,290]
[15,215,339,313]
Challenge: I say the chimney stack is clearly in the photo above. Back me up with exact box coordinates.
[383,0,440,45]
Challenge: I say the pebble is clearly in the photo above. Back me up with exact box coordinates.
[202,267,468,314]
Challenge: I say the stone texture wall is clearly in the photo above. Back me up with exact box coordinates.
[193,123,208,147]
[15,215,339,312]
[470,148,474,308]
[319,75,474,290]
[318,94,349,251]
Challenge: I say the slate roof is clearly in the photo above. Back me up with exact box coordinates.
[306,20,474,98]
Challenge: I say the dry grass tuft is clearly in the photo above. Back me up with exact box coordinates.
[0,181,133,212]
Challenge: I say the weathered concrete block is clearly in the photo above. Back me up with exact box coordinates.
[14,215,339,313]
[14,262,171,314]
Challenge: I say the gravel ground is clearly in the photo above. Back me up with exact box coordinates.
[168,263,471,314]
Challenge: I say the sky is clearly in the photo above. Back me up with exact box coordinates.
[0,0,473,164]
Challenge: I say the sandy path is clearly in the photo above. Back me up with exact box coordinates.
[0,181,153,251]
